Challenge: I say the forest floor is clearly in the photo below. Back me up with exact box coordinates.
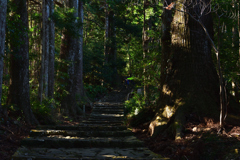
[132,122,240,160]
[1,88,240,160]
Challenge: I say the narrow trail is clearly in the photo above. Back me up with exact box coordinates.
[11,88,165,160]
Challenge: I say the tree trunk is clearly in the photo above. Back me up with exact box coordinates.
[112,12,119,87]
[74,0,84,107]
[43,0,50,97]
[8,0,39,125]
[48,0,55,102]
[149,0,219,139]
[104,1,109,65]
[0,0,7,111]
[143,0,149,98]
[38,0,50,103]
[108,10,119,87]
[60,0,79,117]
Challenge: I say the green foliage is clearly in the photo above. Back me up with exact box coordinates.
[211,1,240,93]
[6,1,28,52]
[83,40,126,88]
[51,7,82,37]
[124,91,155,127]
[31,99,54,124]
[85,84,107,100]
[1,84,8,106]
[124,92,145,117]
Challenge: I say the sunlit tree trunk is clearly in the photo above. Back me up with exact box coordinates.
[0,0,7,111]
[150,0,219,139]
[8,0,38,125]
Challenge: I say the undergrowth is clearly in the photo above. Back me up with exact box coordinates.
[124,91,155,127]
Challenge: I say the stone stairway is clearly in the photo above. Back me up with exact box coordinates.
[11,89,166,160]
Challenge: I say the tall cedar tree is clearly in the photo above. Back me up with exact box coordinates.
[74,0,84,101]
[60,0,79,117]
[39,0,55,103]
[149,0,219,139]
[48,0,55,101]
[0,0,7,111]
[39,0,50,102]
[8,0,39,125]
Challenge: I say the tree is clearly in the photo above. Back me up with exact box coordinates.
[142,0,152,98]
[149,0,219,139]
[48,0,55,101]
[0,0,7,112]
[60,0,79,117]
[7,0,38,125]
[39,0,55,105]
[39,0,50,103]
[74,0,84,103]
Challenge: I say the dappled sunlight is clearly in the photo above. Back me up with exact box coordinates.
[92,113,123,117]
[163,106,174,118]
[103,155,127,158]
[162,84,172,96]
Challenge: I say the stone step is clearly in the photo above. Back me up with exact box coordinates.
[87,117,123,124]
[93,105,124,108]
[30,129,133,137]
[92,108,124,112]
[90,115,123,120]
[88,116,124,121]
[20,136,144,148]
[12,147,165,160]
[91,113,124,117]
[94,102,124,106]
[93,106,124,109]
[36,125,127,131]
[83,120,124,125]
[87,119,124,124]
[92,110,124,114]
[88,116,124,122]
[11,90,163,160]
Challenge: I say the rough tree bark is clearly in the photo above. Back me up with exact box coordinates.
[39,0,50,103]
[111,11,119,87]
[48,0,55,102]
[149,0,219,139]
[143,0,150,98]
[104,1,109,64]
[74,0,84,109]
[0,0,7,111]
[60,0,79,117]
[8,0,39,125]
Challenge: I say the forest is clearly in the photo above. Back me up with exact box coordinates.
[1,0,240,159]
